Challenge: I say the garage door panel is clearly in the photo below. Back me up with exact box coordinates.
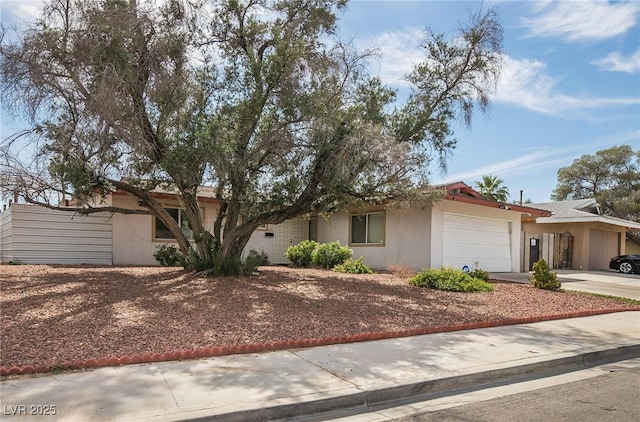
[443,213,512,272]
[589,229,618,270]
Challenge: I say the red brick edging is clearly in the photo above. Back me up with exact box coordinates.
[1,308,633,377]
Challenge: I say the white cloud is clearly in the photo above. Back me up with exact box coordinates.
[494,55,640,115]
[593,49,640,73]
[522,0,640,41]
[361,27,426,88]
[360,28,640,116]
[0,0,44,25]
[437,148,566,185]
[435,133,640,188]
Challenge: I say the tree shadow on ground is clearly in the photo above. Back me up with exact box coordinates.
[1,265,638,369]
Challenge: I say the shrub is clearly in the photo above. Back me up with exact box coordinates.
[333,257,373,274]
[387,263,415,279]
[530,259,561,290]
[285,240,318,267]
[153,245,185,267]
[409,267,493,292]
[243,249,269,274]
[313,241,352,269]
[470,268,489,281]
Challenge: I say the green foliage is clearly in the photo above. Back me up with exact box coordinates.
[286,240,353,269]
[0,0,505,276]
[186,246,243,275]
[530,259,561,290]
[153,245,185,267]
[285,240,319,267]
[551,146,640,237]
[409,267,494,292]
[475,174,510,202]
[243,249,270,274]
[313,241,353,269]
[575,291,640,305]
[49,363,65,375]
[470,268,489,281]
[155,242,267,276]
[332,257,373,274]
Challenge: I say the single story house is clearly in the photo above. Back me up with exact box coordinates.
[289,182,550,272]
[1,182,551,272]
[521,198,640,271]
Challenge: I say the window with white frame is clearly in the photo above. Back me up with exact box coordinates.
[350,212,384,245]
[154,208,194,240]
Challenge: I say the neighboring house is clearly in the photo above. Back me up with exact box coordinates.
[521,198,640,271]
[626,234,640,255]
[1,182,551,272]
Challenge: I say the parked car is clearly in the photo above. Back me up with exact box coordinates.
[609,255,640,274]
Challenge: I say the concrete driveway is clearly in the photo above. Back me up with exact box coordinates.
[490,270,640,301]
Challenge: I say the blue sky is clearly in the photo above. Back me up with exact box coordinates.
[2,0,639,203]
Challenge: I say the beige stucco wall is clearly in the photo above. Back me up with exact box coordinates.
[521,220,625,270]
[315,206,432,271]
[316,200,522,272]
[626,238,640,255]
[110,194,219,266]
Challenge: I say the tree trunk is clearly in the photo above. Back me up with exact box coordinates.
[181,190,215,265]
[110,179,192,258]
[217,222,258,275]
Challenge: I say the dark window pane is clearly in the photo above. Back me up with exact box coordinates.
[155,218,174,239]
[351,215,366,244]
[309,218,318,241]
[155,208,180,240]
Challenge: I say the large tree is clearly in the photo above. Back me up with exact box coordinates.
[475,174,509,202]
[551,145,640,225]
[0,0,503,274]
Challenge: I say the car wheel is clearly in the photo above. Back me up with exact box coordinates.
[619,262,634,274]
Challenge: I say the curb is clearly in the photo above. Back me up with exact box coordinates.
[178,344,640,422]
[0,308,633,377]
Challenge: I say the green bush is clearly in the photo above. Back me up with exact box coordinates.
[155,244,268,276]
[409,267,493,292]
[470,268,489,281]
[313,241,352,269]
[530,259,561,290]
[153,245,185,267]
[332,257,373,274]
[243,249,269,274]
[285,240,318,267]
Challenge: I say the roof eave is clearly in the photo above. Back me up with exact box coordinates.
[445,194,552,217]
[536,215,640,229]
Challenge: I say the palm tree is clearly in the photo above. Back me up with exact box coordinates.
[475,174,510,202]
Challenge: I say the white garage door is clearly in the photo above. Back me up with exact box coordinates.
[443,213,512,272]
[589,229,618,270]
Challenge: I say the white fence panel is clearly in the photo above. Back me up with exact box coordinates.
[0,204,113,265]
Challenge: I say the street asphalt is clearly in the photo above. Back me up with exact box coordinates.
[1,309,639,422]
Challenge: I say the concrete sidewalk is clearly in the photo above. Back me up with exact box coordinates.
[490,270,640,300]
[1,312,639,422]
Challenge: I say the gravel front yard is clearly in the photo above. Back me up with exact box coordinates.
[1,264,639,370]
